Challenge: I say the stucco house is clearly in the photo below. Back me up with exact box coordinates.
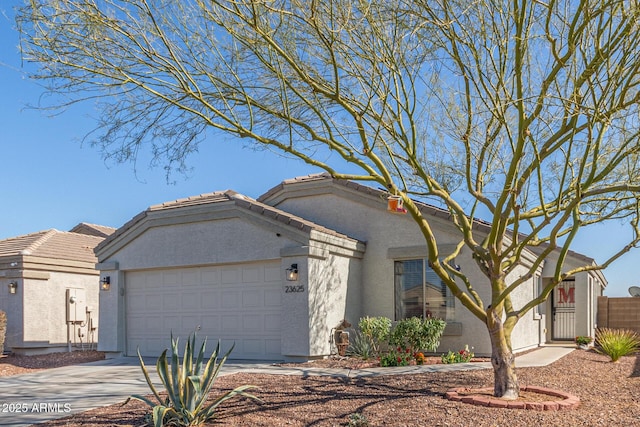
[96,174,605,361]
[0,223,115,355]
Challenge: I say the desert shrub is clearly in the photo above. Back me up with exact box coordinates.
[389,317,446,353]
[595,328,640,362]
[346,331,373,360]
[358,316,391,356]
[346,412,369,427]
[0,310,6,354]
[127,333,260,427]
[441,345,474,364]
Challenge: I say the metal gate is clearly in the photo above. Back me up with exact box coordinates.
[553,280,576,340]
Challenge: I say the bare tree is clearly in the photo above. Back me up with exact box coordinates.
[16,0,640,398]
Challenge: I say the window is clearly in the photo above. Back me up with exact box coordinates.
[534,274,544,317]
[394,259,454,320]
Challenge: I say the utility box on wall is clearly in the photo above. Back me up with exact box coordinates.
[66,288,86,323]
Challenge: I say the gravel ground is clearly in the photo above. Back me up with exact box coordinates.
[0,351,104,376]
[18,349,640,427]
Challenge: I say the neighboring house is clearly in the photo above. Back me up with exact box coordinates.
[96,174,605,361]
[0,223,115,355]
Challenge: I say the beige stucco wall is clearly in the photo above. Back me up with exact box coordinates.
[99,216,299,355]
[266,187,544,356]
[0,277,23,350]
[22,272,99,350]
[97,209,363,360]
[539,250,605,341]
[1,271,99,354]
[506,264,545,353]
[104,218,300,271]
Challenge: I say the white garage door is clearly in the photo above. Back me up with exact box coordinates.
[125,262,282,360]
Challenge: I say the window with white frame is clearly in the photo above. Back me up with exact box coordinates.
[394,259,454,320]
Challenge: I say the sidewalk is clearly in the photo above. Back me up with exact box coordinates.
[0,345,574,426]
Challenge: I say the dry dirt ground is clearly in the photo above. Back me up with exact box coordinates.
[2,349,640,426]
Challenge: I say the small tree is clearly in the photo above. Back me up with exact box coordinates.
[16,0,640,398]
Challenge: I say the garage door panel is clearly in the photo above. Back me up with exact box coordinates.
[200,291,220,308]
[221,290,240,307]
[265,339,280,355]
[201,269,219,284]
[221,269,239,284]
[163,315,180,331]
[200,315,221,331]
[181,315,200,330]
[242,339,263,354]
[162,293,181,310]
[242,314,262,331]
[145,294,162,309]
[242,290,262,307]
[182,270,200,286]
[242,267,260,283]
[264,265,281,282]
[181,292,200,310]
[163,272,180,286]
[128,295,147,311]
[221,314,240,331]
[127,262,282,360]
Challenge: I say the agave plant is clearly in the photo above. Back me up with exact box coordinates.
[127,333,260,427]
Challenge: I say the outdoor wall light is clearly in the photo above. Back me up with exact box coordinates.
[8,281,18,294]
[286,264,299,281]
[100,276,111,291]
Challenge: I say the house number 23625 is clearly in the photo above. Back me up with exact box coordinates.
[285,285,305,293]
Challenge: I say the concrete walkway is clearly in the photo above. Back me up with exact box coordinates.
[0,346,574,426]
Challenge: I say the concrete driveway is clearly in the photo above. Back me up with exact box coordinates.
[0,356,289,426]
[0,357,159,426]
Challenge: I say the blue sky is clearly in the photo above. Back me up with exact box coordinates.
[0,2,636,296]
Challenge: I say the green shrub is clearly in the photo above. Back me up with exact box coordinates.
[389,317,446,354]
[358,316,391,356]
[380,347,413,367]
[346,331,373,360]
[441,345,474,364]
[595,328,640,362]
[575,336,593,346]
[127,333,260,427]
[0,310,6,354]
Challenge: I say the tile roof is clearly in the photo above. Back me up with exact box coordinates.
[258,172,471,225]
[260,173,597,265]
[0,229,105,263]
[69,222,117,238]
[96,190,363,254]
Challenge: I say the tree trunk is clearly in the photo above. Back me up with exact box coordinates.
[487,308,519,399]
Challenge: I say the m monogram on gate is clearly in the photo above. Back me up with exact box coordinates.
[558,286,575,304]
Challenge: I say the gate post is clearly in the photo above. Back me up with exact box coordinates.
[597,296,608,328]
